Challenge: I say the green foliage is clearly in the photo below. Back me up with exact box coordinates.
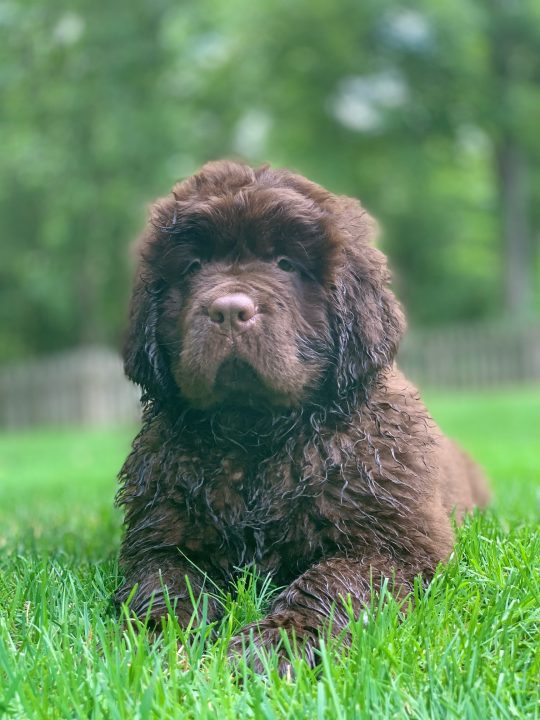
[0,390,538,718]
[1,0,539,361]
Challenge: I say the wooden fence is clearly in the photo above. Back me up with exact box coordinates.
[399,319,540,389]
[0,320,539,428]
[0,347,140,429]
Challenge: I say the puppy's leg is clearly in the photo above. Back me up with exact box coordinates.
[115,554,223,628]
[229,554,424,672]
[116,485,225,627]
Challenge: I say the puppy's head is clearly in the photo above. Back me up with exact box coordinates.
[123,160,405,413]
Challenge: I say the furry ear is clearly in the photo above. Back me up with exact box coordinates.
[329,207,406,398]
[122,273,175,404]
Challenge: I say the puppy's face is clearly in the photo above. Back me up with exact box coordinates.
[124,161,405,413]
[150,189,335,409]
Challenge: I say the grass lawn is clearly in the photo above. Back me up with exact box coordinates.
[0,388,538,719]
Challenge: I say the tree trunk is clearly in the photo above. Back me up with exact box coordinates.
[77,236,103,346]
[494,137,532,316]
[487,0,533,317]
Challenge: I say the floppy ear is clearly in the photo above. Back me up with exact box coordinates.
[122,273,175,404]
[329,204,406,398]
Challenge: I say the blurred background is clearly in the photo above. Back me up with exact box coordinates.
[1,0,540,428]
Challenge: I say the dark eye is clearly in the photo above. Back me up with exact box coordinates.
[185,259,202,275]
[277,257,296,273]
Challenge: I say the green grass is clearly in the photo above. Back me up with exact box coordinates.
[0,388,539,719]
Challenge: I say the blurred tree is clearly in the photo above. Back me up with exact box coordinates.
[180,0,539,322]
[0,0,185,358]
[484,0,539,315]
[409,0,540,316]
[0,0,538,361]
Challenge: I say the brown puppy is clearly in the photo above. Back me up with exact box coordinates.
[116,160,489,667]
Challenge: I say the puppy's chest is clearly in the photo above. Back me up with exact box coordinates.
[199,454,300,528]
[184,449,319,567]
[177,434,416,572]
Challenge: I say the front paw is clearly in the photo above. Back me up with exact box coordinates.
[116,584,199,629]
[228,612,320,674]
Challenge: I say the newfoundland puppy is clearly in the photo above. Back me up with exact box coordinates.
[116,160,489,667]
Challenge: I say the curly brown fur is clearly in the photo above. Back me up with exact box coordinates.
[116,160,490,669]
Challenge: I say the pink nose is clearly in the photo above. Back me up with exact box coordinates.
[208,293,257,333]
